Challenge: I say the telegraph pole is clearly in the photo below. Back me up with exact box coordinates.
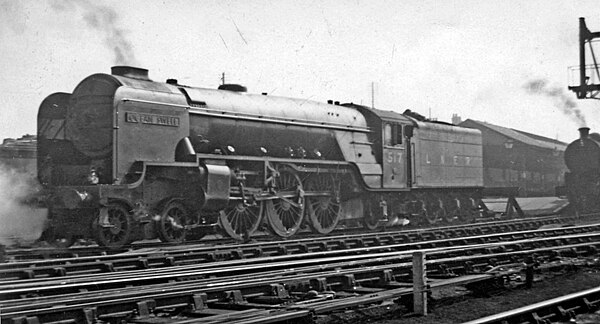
[371,82,375,108]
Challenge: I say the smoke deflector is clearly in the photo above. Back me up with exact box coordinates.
[111,66,150,81]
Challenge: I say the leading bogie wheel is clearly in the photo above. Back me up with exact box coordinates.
[94,203,134,249]
[41,226,74,248]
[265,167,305,238]
[219,199,263,241]
[158,201,190,243]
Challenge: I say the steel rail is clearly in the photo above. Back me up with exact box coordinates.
[2,222,599,290]
[3,237,598,324]
[462,286,600,324]
[2,214,568,262]
[3,230,600,302]
[0,218,585,281]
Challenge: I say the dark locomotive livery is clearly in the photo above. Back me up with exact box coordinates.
[564,127,600,214]
[38,66,484,248]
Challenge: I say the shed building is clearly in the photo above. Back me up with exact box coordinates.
[459,119,566,197]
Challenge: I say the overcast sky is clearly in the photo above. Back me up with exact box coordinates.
[0,0,599,142]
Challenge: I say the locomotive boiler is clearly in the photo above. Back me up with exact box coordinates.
[38,66,484,248]
[564,127,600,213]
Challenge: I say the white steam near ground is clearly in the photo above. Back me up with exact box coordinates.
[0,165,47,246]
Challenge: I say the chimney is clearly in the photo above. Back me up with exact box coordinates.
[452,113,462,125]
[579,127,590,139]
[111,66,150,80]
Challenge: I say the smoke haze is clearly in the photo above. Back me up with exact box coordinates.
[524,78,587,127]
[0,165,46,246]
[51,0,139,66]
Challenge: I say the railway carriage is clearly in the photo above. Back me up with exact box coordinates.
[38,66,485,248]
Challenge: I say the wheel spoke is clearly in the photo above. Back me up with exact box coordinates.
[219,200,263,241]
[266,167,305,237]
[95,203,133,249]
[157,201,189,243]
[305,174,341,234]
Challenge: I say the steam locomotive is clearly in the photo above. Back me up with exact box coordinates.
[564,127,600,214]
[38,66,484,248]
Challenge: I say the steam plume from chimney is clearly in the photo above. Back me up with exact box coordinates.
[523,78,586,127]
[50,0,139,66]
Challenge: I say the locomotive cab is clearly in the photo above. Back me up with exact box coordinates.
[381,118,412,189]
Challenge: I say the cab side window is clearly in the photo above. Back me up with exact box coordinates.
[384,123,393,146]
[384,123,403,146]
[393,124,403,145]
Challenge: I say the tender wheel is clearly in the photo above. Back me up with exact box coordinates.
[420,199,440,225]
[431,197,446,223]
[444,197,460,223]
[94,203,133,249]
[362,198,381,230]
[459,196,477,222]
[305,175,341,234]
[265,167,305,238]
[158,201,190,243]
[219,200,263,241]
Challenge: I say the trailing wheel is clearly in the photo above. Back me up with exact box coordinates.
[219,199,263,241]
[94,203,134,249]
[158,201,190,243]
[265,167,305,238]
[362,198,381,230]
[305,175,341,234]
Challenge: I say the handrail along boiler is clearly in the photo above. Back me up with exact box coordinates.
[37,66,484,248]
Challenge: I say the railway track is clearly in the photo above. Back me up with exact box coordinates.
[1,213,575,263]
[0,216,592,281]
[3,226,600,323]
[463,285,600,324]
